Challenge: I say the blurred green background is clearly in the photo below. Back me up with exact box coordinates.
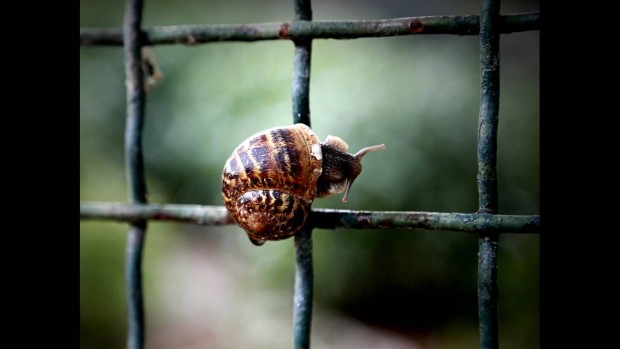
[80,0,539,348]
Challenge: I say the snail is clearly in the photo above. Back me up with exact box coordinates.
[221,123,385,246]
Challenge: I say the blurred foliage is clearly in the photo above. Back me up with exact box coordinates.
[80,0,539,348]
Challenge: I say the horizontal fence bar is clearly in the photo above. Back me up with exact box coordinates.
[79,202,540,234]
[80,12,539,46]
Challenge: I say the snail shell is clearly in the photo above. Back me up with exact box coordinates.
[222,123,385,246]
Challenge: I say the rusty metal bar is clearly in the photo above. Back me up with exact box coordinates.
[293,227,313,349]
[291,0,313,347]
[477,0,501,348]
[80,12,539,46]
[79,202,540,234]
[122,0,148,347]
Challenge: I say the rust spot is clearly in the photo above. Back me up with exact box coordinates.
[357,213,372,228]
[225,211,236,224]
[279,22,291,39]
[151,212,169,220]
[400,213,429,229]
[185,35,197,46]
[409,19,425,34]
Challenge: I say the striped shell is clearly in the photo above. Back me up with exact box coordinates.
[221,124,323,245]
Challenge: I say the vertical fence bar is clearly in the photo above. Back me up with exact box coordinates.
[291,1,313,348]
[293,228,313,349]
[477,0,500,348]
[123,0,148,348]
[292,0,312,126]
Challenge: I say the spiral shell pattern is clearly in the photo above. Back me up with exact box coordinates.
[222,124,323,243]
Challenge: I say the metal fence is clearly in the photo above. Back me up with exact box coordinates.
[79,0,540,348]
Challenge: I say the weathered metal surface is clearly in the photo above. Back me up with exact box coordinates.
[291,1,314,347]
[293,227,313,349]
[311,209,539,233]
[122,0,148,347]
[80,203,540,234]
[80,12,540,46]
[477,0,502,348]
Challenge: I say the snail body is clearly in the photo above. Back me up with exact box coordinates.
[222,123,385,245]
